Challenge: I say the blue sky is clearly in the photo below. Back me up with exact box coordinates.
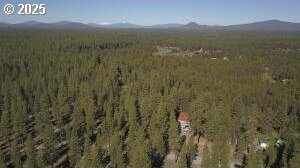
[0,0,299,25]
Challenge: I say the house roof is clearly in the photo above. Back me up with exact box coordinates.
[177,112,190,121]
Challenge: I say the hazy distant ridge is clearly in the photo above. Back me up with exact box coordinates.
[1,20,300,31]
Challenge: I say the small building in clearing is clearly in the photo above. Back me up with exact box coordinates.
[258,138,269,150]
[177,112,190,136]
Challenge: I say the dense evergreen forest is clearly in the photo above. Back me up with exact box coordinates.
[0,30,299,168]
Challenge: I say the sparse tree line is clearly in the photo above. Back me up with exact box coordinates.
[0,30,299,168]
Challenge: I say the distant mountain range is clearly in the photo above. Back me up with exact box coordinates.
[1,20,300,31]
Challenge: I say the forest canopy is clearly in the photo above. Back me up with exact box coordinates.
[0,30,299,168]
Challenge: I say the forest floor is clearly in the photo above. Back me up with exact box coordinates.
[163,130,243,168]
[229,145,243,168]
[163,131,193,168]
[192,135,211,168]
[191,135,242,168]
[163,151,177,168]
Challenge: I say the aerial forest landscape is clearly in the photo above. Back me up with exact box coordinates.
[0,1,300,168]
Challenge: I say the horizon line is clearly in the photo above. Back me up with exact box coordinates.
[2,19,300,27]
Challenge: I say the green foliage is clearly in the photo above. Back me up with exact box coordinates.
[168,112,180,152]
[54,81,70,127]
[36,149,45,168]
[80,135,92,168]
[25,134,37,168]
[189,92,211,134]
[129,128,152,168]
[177,144,190,168]
[289,153,300,168]
[79,83,96,137]
[11,95,26,141]
[110,132,125,168]
[210,137,230,168]
[201,145,211,168]
[90,144,103,168]
[0,150,6,168]
[43,123,56,166]
[265,141,277,167]
[0,30,299,168]
[68,128,81,167]
[149,101,168,160]
[11,138,22,168]
[0,110,11,142]
[245,149,264,168]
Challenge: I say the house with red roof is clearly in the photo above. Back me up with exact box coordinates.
[177,112,190,136]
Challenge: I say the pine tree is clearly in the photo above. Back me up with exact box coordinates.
[210,137,230,168]
[219,144,230,168]
[139,93,160,128]
[68,127,81,167]
[67,70,79,100]
[289,153,300,168]
[177,144,189,168]
[33,96,42,134]
[265,142,277,167]
[129,128,151,168]
[36,148,45,168]
[0,93,11,143]
[90,144,103,168]
[110,132,125,168]
[187,138,197,162]
[230,97,244,141]
[201,145,211,168]
[96,132,106,151]
[35,91,51,135]
[245,108,259,146]
[245,149,264,168]
[11,95,26,141]
[43,122,56,167]
[54,81,70,128]
[210,142,220,168]
[149,100,167,161]
[80,135,92,168]
[0,150,6,168]
[189,93,211,134]
[114,99,125,131]
[0,110,11,142]
[127,94,138,142]
[25,134,37,168]
[11,138,22,168]
[71,101,84,129]
[103,97,114,139]
[78,82,96,137]
[84,91,96,137]
[168,111,180,153]
[151,129,166,167]
[206,101,231,140]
